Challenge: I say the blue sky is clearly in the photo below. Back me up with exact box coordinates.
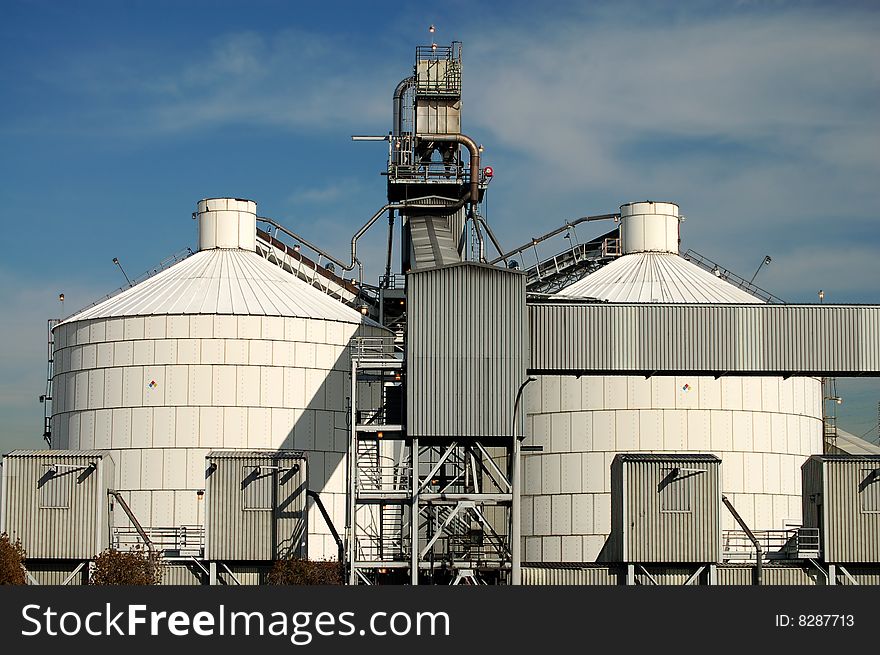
[1,0,879,451]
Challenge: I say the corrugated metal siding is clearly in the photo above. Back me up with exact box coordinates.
[161,563,206,585]
[529,303,880,375]
[820,457,880,563]
[716,564,823,586]
[716,564,753,586]
[25,562,90,585]
[522,565,621,585]
[407,263,527,437]
[1,452,113,559]
[612,456,720,563]
[836,566,880,585]
[205,451,307,561]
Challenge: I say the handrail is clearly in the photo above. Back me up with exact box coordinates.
[488,213,619,266]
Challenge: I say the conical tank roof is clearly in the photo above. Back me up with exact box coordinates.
[61,197,376,325]
[62,248,375,324]
[557,201,763,304]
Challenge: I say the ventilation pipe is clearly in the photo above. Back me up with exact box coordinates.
[393,76,416,136]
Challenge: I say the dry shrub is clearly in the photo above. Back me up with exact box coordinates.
[266,558,342,585]
[0,533,27,585]
[90,547,163,585]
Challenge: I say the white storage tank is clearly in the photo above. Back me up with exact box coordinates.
[50,198,387,559]
[522,201,823,563]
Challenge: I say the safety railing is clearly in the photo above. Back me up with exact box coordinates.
[722,527,820,560]
[351,336,404,361]
[388,161,468,184]
[112,525,205,555]
[379,274,406,290]
[356,464,412,494]
[683,249,785,304]
[64,248,195,320]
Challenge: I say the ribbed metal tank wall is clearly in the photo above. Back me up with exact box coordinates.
[1,451,113,559]
[407,262,527,438]
[204,451,307,561]
[802,456,880,563]
[50,315,380,558]
[48,198,389,560]
[522,201,824,564]
[610,455,720,563]
[522,374,821,561]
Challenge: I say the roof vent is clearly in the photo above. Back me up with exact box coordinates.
[620,201,680,254]
[197,198,257,252]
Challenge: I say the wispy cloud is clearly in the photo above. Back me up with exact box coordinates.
[458,7,880,299]
[5,28,395,138]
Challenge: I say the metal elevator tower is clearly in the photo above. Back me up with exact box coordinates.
[347,42,520,585]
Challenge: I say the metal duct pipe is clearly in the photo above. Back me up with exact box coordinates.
[393,75,416,136]
[384,209,395,283]
[722,494,763,586]
[511,377,538,586]
[416,132,481,207]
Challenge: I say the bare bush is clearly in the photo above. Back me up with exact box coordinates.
[266,558,342,585]
[0,533,27,585]
[90,547,163,585]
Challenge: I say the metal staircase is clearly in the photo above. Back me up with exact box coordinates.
[347,337,410,584]
[487,214,622,295]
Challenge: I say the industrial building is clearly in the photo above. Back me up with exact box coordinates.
[2,40,880,586]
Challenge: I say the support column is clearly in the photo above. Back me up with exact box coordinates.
[510,435,522,585]
[410,437,419,586]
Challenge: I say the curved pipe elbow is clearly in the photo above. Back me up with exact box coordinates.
[416,132,481,206]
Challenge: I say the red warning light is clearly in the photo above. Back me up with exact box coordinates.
[484,166,494,178]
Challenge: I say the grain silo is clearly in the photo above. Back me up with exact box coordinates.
[49,198,387,559]
[521,201,823,563]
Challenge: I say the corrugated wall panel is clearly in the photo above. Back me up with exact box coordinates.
[407,263,527,438]
[205,451,307,561]
[1,452,112,559]
[161,563,206,585]
[529,304,880,375]
[821,457,880,563]
[25,563,90,585]
[612,456,720,563]
[521,565,621,585]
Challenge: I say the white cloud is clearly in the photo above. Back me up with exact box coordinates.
[453,8,880,300]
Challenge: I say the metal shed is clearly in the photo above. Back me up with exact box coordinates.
[204,450,307,561]
[406,262,527,439]
[0,450,114,559]
[609,453,721,563]
[802,455,880,563]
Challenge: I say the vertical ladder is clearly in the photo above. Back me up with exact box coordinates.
[40,319,60,446]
